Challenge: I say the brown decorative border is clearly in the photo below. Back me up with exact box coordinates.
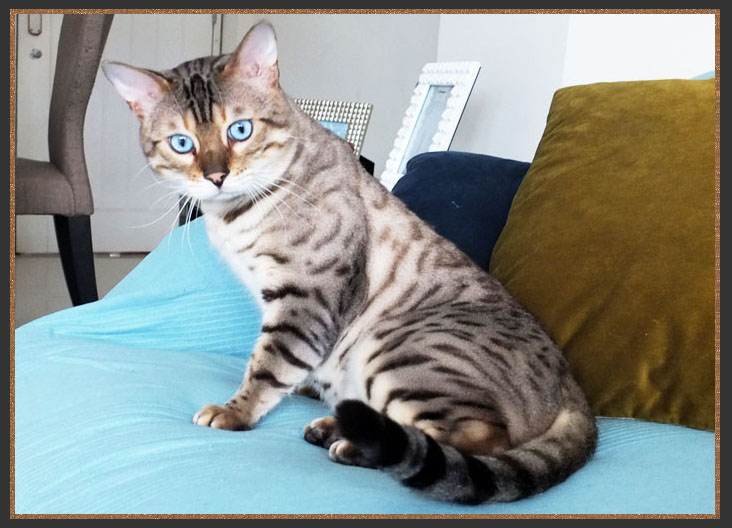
[8,8,721,520]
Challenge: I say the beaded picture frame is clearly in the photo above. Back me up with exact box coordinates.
[294,98,373,157]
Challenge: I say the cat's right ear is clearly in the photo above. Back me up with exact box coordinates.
[102,62,169,120]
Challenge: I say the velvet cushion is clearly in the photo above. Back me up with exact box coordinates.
[490,79,716,430]
[392,152,530,271]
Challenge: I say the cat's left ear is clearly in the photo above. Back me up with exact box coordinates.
[224,22,279,87]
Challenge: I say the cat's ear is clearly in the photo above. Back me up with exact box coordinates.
[102,62,170,120]
[224,22,279,87]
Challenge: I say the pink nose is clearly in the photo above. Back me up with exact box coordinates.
[204,171,229,188]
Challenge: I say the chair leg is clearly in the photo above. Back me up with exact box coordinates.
[53,215,99,306]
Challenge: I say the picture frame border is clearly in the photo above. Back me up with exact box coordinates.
[294,98,373,157]
[380,61,481,190]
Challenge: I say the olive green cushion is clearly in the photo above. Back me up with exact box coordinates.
[490,79,716,430]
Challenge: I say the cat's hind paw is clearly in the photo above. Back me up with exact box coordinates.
[303,416,341,449]
[193,404,250,431]
[328,439,378,468]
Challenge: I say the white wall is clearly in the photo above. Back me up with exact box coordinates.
[435,13,715,163]
[436,14,571,163]
[562,14,716,87]
[222,14,441,177]
[15,13,715,253]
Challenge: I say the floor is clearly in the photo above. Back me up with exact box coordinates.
[13,253,145,328]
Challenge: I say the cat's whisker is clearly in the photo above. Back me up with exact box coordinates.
[252,176,309,226]
[271,182,320,209]
[254,177,320,210]
[167,194,193,252]
[242,174,280,221]
[139,178,180,194]
[274,175,320,199]
[129,194,186,229]
[135,178,187,209]
[250,179,290,239]
[244,185,270,225]
[148,189,187,210]
[130,161,154,185]
[181,196,191,253]
[184,197,201,257]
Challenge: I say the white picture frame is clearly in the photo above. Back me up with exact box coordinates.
[380,61,481,190]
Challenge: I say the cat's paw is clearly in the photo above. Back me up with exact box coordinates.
[193,404,250,431]
[294,384,321,400]
[304,416,341,449]
[328,439,377,468]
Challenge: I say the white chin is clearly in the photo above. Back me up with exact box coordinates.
[199,189,244,202]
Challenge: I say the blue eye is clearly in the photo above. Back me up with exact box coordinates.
[168,134,194,154]
[228,119,253,142]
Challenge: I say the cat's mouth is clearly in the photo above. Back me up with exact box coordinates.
[186,166,281,204]
[200,187,239,201]
[188,176,257,203]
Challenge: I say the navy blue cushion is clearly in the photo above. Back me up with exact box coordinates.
[392,152,530,271]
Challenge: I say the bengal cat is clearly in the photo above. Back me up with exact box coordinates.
[103,21,597,504]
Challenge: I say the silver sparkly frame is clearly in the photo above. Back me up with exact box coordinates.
[294,98,373,157]
[380,61,481,190]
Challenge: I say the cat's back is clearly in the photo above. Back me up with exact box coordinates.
[350,170,506,313]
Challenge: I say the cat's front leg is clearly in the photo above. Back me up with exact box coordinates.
[194,310,329,430]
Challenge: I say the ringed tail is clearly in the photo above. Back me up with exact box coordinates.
[334,398,597,504]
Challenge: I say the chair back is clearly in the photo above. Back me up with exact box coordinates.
[48,14,113,214]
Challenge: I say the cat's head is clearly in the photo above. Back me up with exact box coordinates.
[103,22,297,203]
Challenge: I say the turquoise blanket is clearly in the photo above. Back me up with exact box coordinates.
[14,219,715,514]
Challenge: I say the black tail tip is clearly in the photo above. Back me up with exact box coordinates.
[335,400,410,467]
[335,399,385,446]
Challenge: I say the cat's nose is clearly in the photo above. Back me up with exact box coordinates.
[204,170,229,188]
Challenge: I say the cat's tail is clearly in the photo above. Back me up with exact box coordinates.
[333,398,597,504]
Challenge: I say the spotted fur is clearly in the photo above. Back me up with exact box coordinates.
[104,21,597,504]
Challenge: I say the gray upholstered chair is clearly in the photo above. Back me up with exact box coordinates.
[15,14,114,306]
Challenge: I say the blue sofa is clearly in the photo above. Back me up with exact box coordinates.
[14,152,715,515]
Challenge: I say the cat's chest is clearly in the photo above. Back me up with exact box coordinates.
[204,216,284,306]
